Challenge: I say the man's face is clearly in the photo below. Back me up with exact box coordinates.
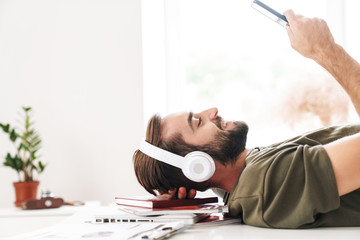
[162,108,248,163]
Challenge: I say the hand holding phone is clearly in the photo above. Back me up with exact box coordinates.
[251,0,288,27]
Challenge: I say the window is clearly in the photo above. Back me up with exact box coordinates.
[142,0,358,146]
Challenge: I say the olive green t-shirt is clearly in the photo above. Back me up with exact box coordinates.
[227,124,360,229]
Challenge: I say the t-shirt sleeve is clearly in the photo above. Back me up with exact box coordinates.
[262,144,340,228]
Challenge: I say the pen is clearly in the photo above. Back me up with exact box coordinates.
[142,222,187,240]
[127,224,164,239]
[140,226,174,240]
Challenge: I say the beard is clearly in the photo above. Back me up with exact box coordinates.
[160,115,249,190]
[195,117,249,165]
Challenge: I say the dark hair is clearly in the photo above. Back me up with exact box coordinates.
[132,114,211,195]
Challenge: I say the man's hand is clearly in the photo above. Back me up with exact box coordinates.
[284,10,335,62]
[156,187,196,200]
[285,10,360,117]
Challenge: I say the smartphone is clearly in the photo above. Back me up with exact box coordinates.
[251,0,288,27]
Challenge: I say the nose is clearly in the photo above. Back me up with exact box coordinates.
[195,107,218,121]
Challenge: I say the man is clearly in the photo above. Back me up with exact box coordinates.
[133,10,360,228]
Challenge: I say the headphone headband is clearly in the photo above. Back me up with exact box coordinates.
[139,139,185,168]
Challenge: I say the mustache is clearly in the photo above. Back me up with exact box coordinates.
[215,116,224,129]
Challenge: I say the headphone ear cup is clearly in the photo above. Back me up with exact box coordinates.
[182,151,215,182]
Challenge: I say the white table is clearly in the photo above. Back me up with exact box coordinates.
[172,224,360,240]
[0,202,100,238]
[1,205,359,240]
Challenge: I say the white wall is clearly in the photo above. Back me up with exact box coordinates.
[0,0,148,208]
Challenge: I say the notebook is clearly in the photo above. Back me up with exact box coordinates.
[115,196,218,208]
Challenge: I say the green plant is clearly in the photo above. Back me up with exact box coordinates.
[0,107,45,182]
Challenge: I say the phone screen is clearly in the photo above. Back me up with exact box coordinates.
[251,0,288,27]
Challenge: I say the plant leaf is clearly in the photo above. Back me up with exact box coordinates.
[18,143,30,152]
[38,161,46,173]
[23,106,32,112]
[3,153,23,172]
[32,163,38,171]
[25,159,32,167]
[30,150,38,160]
[10,129,18,142]
[0,123,10,133]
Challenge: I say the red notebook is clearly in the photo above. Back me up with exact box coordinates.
[115,196,218,209]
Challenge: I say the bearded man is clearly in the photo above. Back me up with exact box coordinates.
[132,10,360,229]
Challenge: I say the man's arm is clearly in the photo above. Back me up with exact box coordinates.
[284,10,360,116]
[324,133,360,196]
[284,10,360,196]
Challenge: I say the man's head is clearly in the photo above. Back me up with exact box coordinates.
[133,108,249,195]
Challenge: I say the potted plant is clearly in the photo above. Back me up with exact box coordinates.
[0,107,46,207]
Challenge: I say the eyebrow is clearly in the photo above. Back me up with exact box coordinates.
[188,112,194,132]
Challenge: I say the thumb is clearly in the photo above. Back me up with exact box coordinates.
[283,9,296,26]
[283,10,295,43]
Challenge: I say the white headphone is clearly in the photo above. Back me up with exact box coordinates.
[139,139,215,182]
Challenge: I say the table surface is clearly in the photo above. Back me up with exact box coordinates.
[0,202,99,238]
[172,224,360,240]
[1,205,359,240]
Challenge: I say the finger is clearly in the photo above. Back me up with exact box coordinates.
[156,193,172,200]
[283,9,296,25]
[283,10,295,45]
[158,189,166,195]
[188,189,197,199]
[177,187,187,199]
[168,188,177,198]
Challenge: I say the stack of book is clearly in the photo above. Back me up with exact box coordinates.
[111,196,229,224]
